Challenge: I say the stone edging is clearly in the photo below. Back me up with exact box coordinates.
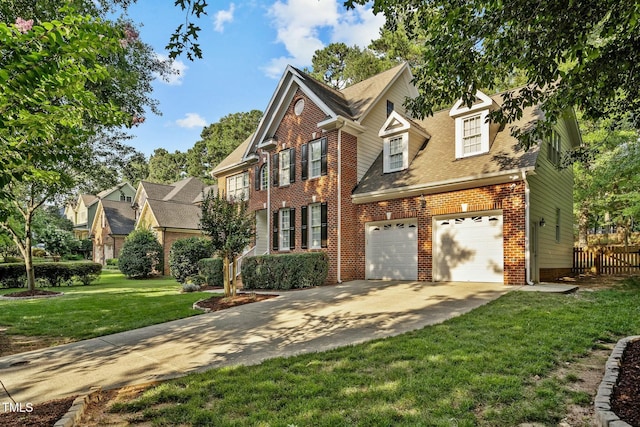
[53,386,102,427]
[595,335,640,427]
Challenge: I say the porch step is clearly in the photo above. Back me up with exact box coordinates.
[516,283,579,294]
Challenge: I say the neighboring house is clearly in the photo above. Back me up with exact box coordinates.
[65,183,136,239]
[212,63,581,285]
[91,199,136,265]
[131,177,214,275]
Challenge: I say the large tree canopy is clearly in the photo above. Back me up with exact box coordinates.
[344,0,639,147]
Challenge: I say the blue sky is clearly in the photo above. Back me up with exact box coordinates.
[124,0,385,157]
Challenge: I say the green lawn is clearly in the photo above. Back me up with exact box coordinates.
[0,270,212,340]
[112,277,640,426]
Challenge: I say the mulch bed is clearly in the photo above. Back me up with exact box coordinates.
[1,290,62,298]
[0,396,76,427]
[611,339,640,426]
[194,293,277,311]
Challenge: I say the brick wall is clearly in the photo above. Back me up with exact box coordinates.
[355,182,527,285]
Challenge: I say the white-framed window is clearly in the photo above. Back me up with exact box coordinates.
[548,131,561,166]
[260,164,269,190]
[383,132,408,173]
[279,149,291,187]
[310,203,322,249]
[309,139,322,178]
[280,208,291,250]
[120,195,132,203]
[227,171,249,201]
[454,110,490,158]
[462,114,482,155]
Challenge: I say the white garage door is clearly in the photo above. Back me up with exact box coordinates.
[366,219,418,280]
[433,214,504,283]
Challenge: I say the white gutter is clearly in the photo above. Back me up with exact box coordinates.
[522,170,534,285]
[352,167,536,204]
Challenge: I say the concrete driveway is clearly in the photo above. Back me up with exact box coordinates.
[0,280,510,404]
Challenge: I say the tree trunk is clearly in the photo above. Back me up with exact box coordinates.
[578,208,589,248]
[223,255,231,298]
[230,256,237,297]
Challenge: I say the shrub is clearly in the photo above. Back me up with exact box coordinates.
[197,258,224,287]
[0,262,102,288]
[186,274,206,287]
[241,252,328,290]
[169,237,213,284]
[31,248,46,258]
[118,229,163,279]
[106,258,119,266]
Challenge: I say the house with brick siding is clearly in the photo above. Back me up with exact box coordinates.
[130,177,215,275]
[91,199,136,265]
[212,63,581,285]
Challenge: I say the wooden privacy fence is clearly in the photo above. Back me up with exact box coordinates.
[573,246,640,275]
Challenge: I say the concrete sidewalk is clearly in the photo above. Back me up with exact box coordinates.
[0,280,510,404]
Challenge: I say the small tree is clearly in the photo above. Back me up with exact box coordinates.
[199,190,254,297]
[169,237,213,283]
[38,226,76,261]
[118,228,163,279]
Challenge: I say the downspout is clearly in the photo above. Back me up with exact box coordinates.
[522,171,535,285]
[336,122,345,284]
[266,153,271,255]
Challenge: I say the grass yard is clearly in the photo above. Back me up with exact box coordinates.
[112,278,640,426]
[0,270,211,341]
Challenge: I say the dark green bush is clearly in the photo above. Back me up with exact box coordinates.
[118,229,163,279]
[169,237,213,284]
[197,258,223,287]
[241,252,328,290]
[106,258,118,266]
[0,262,102,288]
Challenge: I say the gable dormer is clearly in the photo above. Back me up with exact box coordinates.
[449,90,497,159]
[379,111,430,173]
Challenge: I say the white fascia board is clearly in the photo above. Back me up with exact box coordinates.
[318,116,366,134]
[351,167,534,204]
[449,90,494,117]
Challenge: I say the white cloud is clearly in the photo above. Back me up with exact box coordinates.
[176,113,207,129]
[214,3,236,33]
[154,54,188,86]
[263,0,384,79]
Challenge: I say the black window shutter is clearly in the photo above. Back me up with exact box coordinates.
[254,166,260,191]
[301,143,308,181]
[289,147,296,183]
[321,137,328,176]
[321,202,328,248]
[272,211,279,251]
[289,208,295,249]
[301,205,308,249]
[272,153,279,187]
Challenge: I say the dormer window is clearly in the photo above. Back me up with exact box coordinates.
[450,90,495,159]
[379,111,420,174]
[386,135,407,171]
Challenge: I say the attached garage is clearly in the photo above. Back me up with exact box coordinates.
[433,213,504,283]
[366,219,418,280]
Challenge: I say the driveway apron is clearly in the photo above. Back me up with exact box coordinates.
[0,280,510,404]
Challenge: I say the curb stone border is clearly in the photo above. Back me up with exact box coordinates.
[595,335,640,427]
[53,386,102,427]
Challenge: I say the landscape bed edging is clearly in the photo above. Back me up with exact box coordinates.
[594,335,640,427]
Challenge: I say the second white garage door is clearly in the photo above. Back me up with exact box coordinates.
[433,214,504,283]
[366,219,418,280]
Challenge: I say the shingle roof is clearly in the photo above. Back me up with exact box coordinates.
[80,194,97,207]
[162,177,206,203]
[211,133,254,174]
[192,185,217,204]
[139,181,174,200]
[101,200,136,236]
[146,199,202,230]
[353,97,543,196]
[290,67,354,119]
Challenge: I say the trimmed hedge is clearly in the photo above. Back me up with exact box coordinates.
[169,237,214,284]
[0,262,102,288]
[241,252,328,290]
[197,258,223,288]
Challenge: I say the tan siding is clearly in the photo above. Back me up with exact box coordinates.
[528,118,575,270]
[357,73,413,181]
